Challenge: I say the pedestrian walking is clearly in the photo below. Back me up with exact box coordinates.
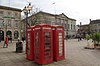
[3,35,8,48]
[0,37,1,42]
[22,36,25,42]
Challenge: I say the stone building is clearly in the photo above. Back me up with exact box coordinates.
[0,5,21,40]
[67,18,76,38]
[21,11,76,38]
[77,24,90,38]
[90,19,100,34]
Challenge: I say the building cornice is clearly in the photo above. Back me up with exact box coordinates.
[0,5,22,12]
[22,11,76,22]
[90,19,100,24]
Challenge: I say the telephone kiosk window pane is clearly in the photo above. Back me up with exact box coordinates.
[35,32,40,60]
[27,33,30,56]
[44,32,51,60]
[58,33,63,56]
[35,32,39,48]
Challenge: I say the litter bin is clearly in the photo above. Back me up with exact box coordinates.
[16,41,23,53]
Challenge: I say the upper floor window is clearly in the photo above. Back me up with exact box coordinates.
[65,24,67,30]
[98,24,100,26]
[68,24,69,29]
[61,19,64,26]
[61,19,64,23]
[71,24,72,29]
[0,20,4,27]
[0,11,4,16]
[15,13,21,19]
[7,19,11,27]
[8,12,11,16]
[56,18,61,25]
[15,13,17,16]
[74,25,75,29]
[14,20,18,27]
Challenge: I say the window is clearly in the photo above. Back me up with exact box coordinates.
[14,20,18,27]
[71,24,72,29]
[0,11,3,16]
[44,32,51,60]
[7,19,11,27]
[68,24,69,29]
[15,13,21,19]
[61,19,64,26]
[15,13,17,16]
[15,13,19,18]
[14,31,19,39]
[27,33,30,56]
[58,33,63,56]
[98,24,100,26]
[8,12,11,15]
[35,32,40,60]
[56,18,61,25]
[65,24,67,30]
[0,20,4,27]
[74,25,75,29]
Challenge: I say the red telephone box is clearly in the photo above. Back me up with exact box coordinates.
[26,26,35,60]
[52,25,65,61]
[34,24,53,64]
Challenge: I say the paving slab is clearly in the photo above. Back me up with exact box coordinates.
[0,39,100,66]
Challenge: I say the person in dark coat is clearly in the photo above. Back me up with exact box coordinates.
[22,36,25,42]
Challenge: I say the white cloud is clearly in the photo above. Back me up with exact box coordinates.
[1,0,100,24]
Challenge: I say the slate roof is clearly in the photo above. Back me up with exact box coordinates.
[90,19,100,24]
[0,5,22,12]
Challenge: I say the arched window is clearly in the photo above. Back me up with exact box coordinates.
[0,30,4,40]
[6,31,12,37]
[14,31,19,39]
[6,31,12,41]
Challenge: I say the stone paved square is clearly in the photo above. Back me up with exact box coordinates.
[0,39,100,66]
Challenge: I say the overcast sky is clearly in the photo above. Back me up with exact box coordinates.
[0,0,100,25]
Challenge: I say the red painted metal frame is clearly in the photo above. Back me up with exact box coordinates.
[34,24,53,64]
[26,26,35,60]
[52,25,65,61]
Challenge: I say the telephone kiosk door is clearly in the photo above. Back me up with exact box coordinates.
[26,26,35,60]
[34,24,53,64]
[52,25,65,61]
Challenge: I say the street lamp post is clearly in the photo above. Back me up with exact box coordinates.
[23,3,32,39]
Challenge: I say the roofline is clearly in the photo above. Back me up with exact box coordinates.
[60,13,76,21]
[38,11,55,16]
[90,19,100,24]
[22,11,76,21]
[80,24,89,26]
[0,5,22,12]
[68,17,76,21]
[24,11,55,20]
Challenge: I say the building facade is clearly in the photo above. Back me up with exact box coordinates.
[75,19,100,38]
[0,5,21,40]
[77,24,90,38]
[21,11,76,38]
[67,18,76,38]
[90,19,100,34]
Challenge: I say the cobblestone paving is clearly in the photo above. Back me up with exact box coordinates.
[0,39,100,66]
